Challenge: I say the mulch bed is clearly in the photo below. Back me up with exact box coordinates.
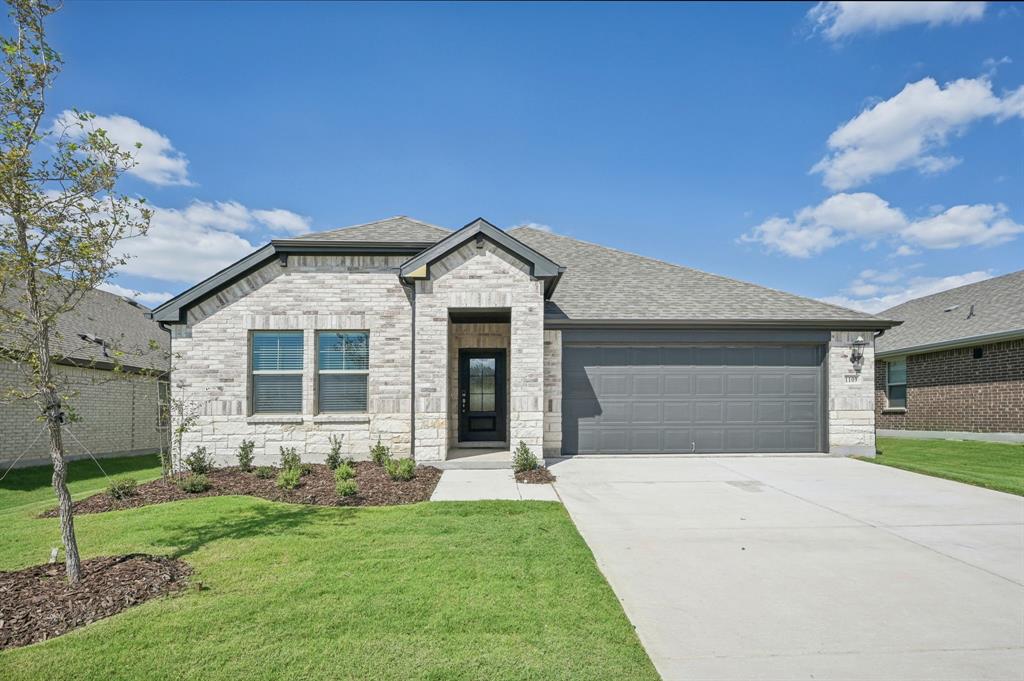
[515,468,556,484]
[0,554,191,651]
[40,462,442,517]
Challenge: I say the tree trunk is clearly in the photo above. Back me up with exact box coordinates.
[45,391,82,583]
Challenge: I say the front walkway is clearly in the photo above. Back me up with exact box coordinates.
[550,456,1024,681]
[430,469,558,501]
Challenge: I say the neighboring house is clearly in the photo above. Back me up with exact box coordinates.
[0,286,170,468]
[151,217,896,465]
[875,270,1024,443]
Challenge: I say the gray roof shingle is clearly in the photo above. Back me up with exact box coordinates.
[875,270,1024,355]
[509,227,888,325]
[293,216,451,243]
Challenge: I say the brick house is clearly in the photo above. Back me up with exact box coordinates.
[875,270,1024,443]
[151,217,896,466]
[0,286,170,468]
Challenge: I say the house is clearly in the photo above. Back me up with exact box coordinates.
[874,270,1024,443]
[151,217,896,465]
[0,286,170,468]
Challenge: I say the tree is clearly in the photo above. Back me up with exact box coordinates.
[0,0,150,583]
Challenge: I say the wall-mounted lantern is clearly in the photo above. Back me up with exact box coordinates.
[850,335,868,371]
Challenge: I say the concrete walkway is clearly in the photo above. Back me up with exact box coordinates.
[550,456,1024,681]
[430,469,559,501]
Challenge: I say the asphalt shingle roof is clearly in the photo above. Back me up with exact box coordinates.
[875,270,1024,355]
[294,216,451,243]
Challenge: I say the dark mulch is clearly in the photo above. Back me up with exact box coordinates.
[515,468,556,484]
[41,462,442,517]
[0,554,191,651]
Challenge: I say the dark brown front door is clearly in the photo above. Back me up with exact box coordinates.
[458,349,507,442]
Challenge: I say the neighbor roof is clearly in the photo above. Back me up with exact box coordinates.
[509,227,891,328]
[875,270,1024,357]
[2,283,169,373]
[292,216,451,244]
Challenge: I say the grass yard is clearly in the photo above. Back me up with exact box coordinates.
[0,457,657,681]
[868,437,1024,496]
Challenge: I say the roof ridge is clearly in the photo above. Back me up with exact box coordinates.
[510,226,882,321]
[310,215,451,238]
[881,268,1022,314]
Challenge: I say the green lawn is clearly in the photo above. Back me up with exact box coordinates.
[867,437,1024,496]
[0,457,657,681]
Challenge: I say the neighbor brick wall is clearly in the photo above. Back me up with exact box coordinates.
[0,359,164,467]
[875,339,1024,433]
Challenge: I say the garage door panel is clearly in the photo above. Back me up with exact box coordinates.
[562,343,823,454]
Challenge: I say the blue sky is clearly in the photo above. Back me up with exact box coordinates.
[38,1,1024,312]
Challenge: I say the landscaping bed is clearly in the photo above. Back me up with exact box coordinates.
[40,462,442,517]
[0,554,191,651]
[515,468,556,484]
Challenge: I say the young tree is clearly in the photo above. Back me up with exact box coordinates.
[0,0,150,582]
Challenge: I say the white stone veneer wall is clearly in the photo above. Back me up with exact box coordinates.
[542,329,562,457]
[828,330,876,457]
[170,254,413,466]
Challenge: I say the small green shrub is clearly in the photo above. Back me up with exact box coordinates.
[369,438,391,466]
[176,473,210,493]
[106,477,137,500]
[334,462,355,482]
[276,467,302,490]
[384,457,415,481]
[512,441,539,473]
[184,446,214,475]
[300,463,315,477]
[336,478,358,497]
[254,465,274,479]
[326,434,344,470]
[237,439,255,472]
[279,446,301,471]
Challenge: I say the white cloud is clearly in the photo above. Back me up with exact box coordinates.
[808,2,987,41]
[98,282,174,308]
[512,222,553,233]
[114,201,312,283]
[820,270,993,313]
[54,111,193,186]
[740,192,1024,257]
[812,76,1024,190]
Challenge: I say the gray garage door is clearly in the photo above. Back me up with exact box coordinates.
[562,344,825,454]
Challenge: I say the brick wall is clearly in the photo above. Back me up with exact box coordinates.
[0,359,164,467]
[875,339,1024,433]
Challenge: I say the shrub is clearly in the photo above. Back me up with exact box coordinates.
[512,441,539,473]
[384,457,415,481]
[176,473,210,493]
[336,478,358,497]
[369,438,391,466]
[106,477,137,500]
[184,447,214,475]
[279,446,301,472]
[276,467,301,490]
[254,465,274,479]
[334,462,355,482]
[300,463,315,477]
[326,434,344,470]
[237,439,255,472]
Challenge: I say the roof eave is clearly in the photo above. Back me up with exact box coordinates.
[876,327,1024,358]
[544,318,900,331]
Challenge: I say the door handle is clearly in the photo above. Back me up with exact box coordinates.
[461,391,468,413]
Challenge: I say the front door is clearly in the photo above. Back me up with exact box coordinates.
[458,349,507,442]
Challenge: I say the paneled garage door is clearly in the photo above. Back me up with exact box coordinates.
[562,344,825,454]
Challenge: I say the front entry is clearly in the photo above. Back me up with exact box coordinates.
[458,348,507,442]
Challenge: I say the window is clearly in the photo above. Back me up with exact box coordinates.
[317,332,368,412]
[157,380,170,428]
[251,331,304,413]
[886,358,907,409]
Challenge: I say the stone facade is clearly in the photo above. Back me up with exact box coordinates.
[447,322,511,443]
[874,339,1024,434]
[171,254,413,466]
[413,241,546,461]
[827,331,877,457]
[542,329,562,456]
[0,359,164,468]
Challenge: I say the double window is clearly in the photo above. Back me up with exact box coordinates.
[885,358,907,409]
[249,330,369,414]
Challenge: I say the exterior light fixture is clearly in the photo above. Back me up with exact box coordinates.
[850,335,868,370]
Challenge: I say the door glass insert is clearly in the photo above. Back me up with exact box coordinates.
[469,357,496,412]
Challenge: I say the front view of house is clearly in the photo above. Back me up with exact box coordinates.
[152,217,897,465]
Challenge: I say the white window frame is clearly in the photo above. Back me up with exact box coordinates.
[885,358,907,410]
[316,331,369,414]
[250,330,304,415]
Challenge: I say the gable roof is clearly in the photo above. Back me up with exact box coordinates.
[875,270,1024,357]
[509,227,893,328]
[291,216,451,244]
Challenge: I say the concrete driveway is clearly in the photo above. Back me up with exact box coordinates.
[550,456,1024,681]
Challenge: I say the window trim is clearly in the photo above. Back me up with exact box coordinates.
[885,357,907,411]
[316,330,369,414]
[250,330,305,415]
